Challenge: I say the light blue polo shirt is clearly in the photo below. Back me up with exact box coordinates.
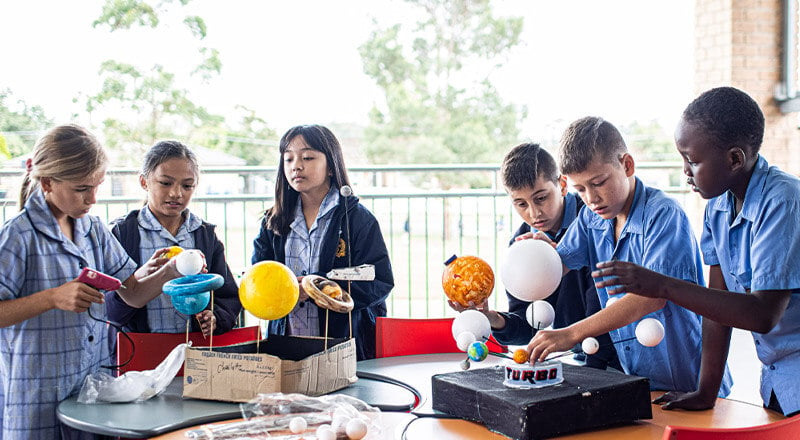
[558,178,732,396]
[0,188,136,439]
[701,155,800,415]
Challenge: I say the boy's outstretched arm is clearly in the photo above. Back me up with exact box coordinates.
[593,261,791,333]
[653,266,732,410]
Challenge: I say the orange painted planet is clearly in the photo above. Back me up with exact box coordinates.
[442,255,495,307]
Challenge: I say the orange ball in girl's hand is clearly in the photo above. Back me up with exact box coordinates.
[442,255,495,307]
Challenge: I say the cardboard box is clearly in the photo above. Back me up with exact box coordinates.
[183,335,357,402]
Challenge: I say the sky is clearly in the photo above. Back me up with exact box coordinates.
[0,0,694,143]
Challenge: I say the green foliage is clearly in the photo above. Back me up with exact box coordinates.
[359,0,526,187]
[0,89,52,158]
[93,0,159,30]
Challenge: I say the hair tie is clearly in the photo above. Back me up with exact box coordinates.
[25,158,33,174]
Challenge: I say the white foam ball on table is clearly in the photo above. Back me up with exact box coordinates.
[455,331,477,351]
[500,239,562,301]
[317,425,336,440]
[451,309,491,342]
[581,337,600,355]
[175,249,204,276]
[345,418,369,440]
[635,318,665,347]
[526,300,555,330]
[288,416,307,434]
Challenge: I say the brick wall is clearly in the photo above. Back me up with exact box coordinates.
[695,0,800,173]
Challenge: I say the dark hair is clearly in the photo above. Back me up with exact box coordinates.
[266,125,351,235]
[501,143,559,190]
[681,86,764,154]
[558,117,627,175]
[141,140,200,178]
[20,124,107,209]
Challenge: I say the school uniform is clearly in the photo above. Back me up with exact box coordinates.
[558,178,733,395]
[252,186,394,360]
[492,193,621,370]
[702,156,800,416]
[107,206,241,334]
[0,188,136,439]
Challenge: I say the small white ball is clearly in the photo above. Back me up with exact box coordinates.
[451,309,491,342]
[317,425,336,440]
[455,331,477,351]
[331,414,350,436]
[175,249,204,276]
[526,300,555,330]
[581,337,600,355]
[605,295,621,308]
[635,318,665,347]
[460,358,471,370]
[345,418,369,440]
[288,416,307,434]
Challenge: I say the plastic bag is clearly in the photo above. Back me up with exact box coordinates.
[184,393,382,439]
[77,342,186,403]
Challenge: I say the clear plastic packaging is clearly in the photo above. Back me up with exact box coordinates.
[77,342,186,403]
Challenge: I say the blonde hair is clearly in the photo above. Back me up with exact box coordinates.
[19,125,108,209]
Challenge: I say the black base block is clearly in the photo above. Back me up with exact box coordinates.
[432,363,652,440]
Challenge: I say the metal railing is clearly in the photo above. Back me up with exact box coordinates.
[0,163,695,319]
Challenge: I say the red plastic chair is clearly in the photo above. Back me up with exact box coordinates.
[115,326,261,375]
[662,415,800,440]
[375,317,507,358]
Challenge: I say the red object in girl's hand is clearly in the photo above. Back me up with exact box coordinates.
[78,267,122,291]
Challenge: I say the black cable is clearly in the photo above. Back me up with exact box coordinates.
[86,307,135,370]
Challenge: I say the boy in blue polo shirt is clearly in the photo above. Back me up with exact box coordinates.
[449,143,620,370]
[595,87,800,416]
[527,116,732,396]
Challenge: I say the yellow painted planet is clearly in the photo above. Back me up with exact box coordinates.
[239,261,299,320]
[164,246,184,259]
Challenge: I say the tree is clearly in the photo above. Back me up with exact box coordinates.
[0,89,52,159]
[359,0,526,188]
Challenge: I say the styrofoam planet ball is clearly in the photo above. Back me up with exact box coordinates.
[581,337,600,355]
[467,341,489,362]
[451,309,491,342]
[455,331,477,351]
[316,425,336,440]
[605,295,621,308]
[238,261,299,320]
[441,255,495,307]
[174,249,204,276]
[345,418,369,440]
[635,318,665,347]
[526,300,555,330]
[501,239,562,301]
[289,416,307,434]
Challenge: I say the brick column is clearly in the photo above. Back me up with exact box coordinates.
[695,0,800,173]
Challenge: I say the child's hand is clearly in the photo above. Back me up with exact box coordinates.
[652,390,716,411]
[592,260,669,298]
[526,327,579,364]
[195,310,216,337]
[53,280,105,313]
[296,277,310,302]
[519,231,557,249]
[134,248,172,278]
[447,298,489,313]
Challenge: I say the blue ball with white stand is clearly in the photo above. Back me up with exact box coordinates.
[163,273,224,315]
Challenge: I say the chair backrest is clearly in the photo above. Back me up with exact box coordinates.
[115,326,261,375]
[662,415,800,440]
[375,317,507,358]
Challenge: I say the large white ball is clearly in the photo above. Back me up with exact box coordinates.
[635,318,665,347]
[175,249,204,276]
[526,300,555,330]
[501,239,562,301]
[451,310,491,342]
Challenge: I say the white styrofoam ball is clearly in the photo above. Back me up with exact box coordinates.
[316,425,336,440]
[450,309,491,342]
[526,300,555,330]
[581,337,600,355]
[635,318,665,347]
[175,249,204,276]
[605,295,621,308]
[345,418,369,440]
[288,416,307,434]
[455,331,477,351]
[501,239,562,301]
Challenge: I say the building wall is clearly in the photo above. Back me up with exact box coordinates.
[695,0,800,173]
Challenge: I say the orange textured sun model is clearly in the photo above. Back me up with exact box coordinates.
[441,255,495,307]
